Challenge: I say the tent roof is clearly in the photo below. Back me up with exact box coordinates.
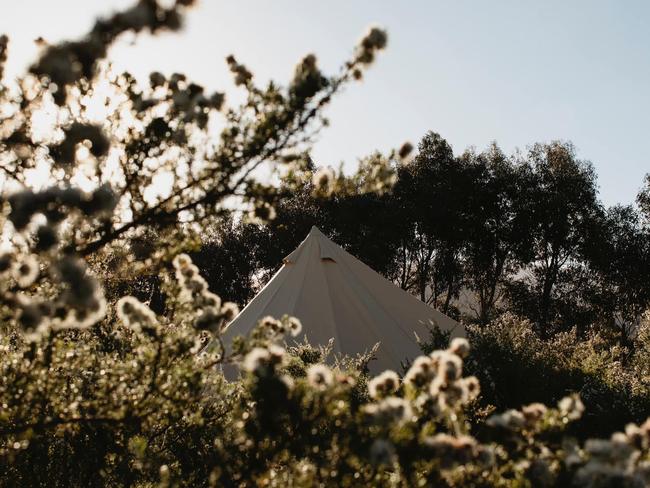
[219,226,463,373]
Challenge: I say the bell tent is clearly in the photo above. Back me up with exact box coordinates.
[217,226,463,374]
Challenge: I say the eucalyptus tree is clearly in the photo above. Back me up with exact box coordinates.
[392,132,468,315]
[582,204,650,346]
[506,142,601,334]
[460,144,535,325]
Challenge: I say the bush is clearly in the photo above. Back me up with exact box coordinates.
[1,255,650,486]
[460,314,650,439]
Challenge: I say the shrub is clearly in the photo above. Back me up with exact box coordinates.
[2,255,650,486]
[460,314,650,438]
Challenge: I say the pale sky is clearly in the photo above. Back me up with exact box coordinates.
[2,1,649,206]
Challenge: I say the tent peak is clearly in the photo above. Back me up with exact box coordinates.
[284,226,337,264]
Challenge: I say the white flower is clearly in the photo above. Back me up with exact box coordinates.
[584,439,615,459]
[381,396,413,424]
[397,141,414,161]
[423,433,478,464]
[172,253,200,291]
[360,26,388,51]
[558,395,585,421]
[522,402,547,425]
[431,350,462,383]
[14,255,39,288]
[306,364,333,389]
[363,396,413,425]
[459,376,481,402]
[287,317,303,337]
[242,347,271,374]
[220,302,239,323]
[624,422,649,450]
[356,26,388,65]
[267,344,286,366]
[54,294,107,331]
[368,369,400,400]
[185,275,208,294]
[194,306,221,331]
[434,380,467,409]
[116,296,157,332]
[172,253,192,270]
[200,291,221,309]
[17,299,50,342]
[404,356,435,387]
[486,409,526,430]
[448,337,470,358]
[260,316,283,334]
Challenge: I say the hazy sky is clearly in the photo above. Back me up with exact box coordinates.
[2,1,649,206]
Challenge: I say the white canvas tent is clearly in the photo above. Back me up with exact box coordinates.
[217,226,463,374]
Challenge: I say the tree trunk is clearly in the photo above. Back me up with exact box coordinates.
[539,254,558,336]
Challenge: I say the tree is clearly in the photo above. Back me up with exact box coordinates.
[638,173,650,223]
[189,219,267,307]
[392,132,469,316]
[244,164,404,290]
[460,144,535,325]
[506,142,602,335]
[582,205,650,346]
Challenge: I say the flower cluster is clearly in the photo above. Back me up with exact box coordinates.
[403,338,480,414]
[306,363,334,389]
[574,419,650,486]
[258,315,303,338]
[311,167,336,197]
[356,153,397,194]
[397,141,414,161]
[10,255,107,340]
[424,433,499,473]
[355,26,388,66]
[486,394,584,432]
[558,393,586,421]
[226,55,253,87]
[52,256,107,330]
[368,369,400,399]
[50,123,109,167]
[242,344,287,376]
[147,72,225,129]
[8,185,117,232]
[29,0,196,104]
[290,54,328,102]
[404,355,436,387]
[5,306,650,487]
[172,253,238,333]
[4,2,650,486]
[0,253,39,289]
[363,395,413,425]
[116,296,158,334]
[357,339,481,440]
